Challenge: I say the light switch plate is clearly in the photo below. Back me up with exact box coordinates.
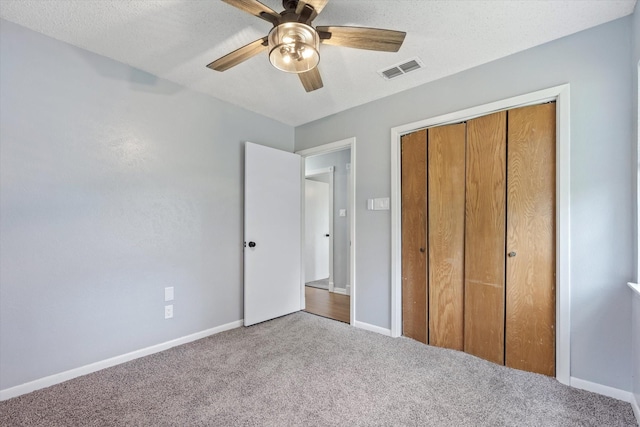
[165,286,174,302]
[367,199,374,210]
[367,198,389,210]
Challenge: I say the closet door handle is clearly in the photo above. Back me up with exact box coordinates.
[508,251,516,257]
[419,247,425,253]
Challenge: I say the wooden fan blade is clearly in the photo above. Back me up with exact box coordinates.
[317,26,406,52]
[206,37,268,72]
[299,67,323,92]
[296,0,329,16]
[222,0,280,24]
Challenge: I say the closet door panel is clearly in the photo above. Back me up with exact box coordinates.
[401,130,428,343]
[427,123,466,350]
[464,111,507,365]
[506,103,556,376]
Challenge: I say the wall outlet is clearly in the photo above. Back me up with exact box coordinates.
[164,305,173,319]
[164,286,174,302]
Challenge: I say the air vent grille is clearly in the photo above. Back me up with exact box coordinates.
[399,60,421,73]
[379,57,425,80]
[382,67,404,79]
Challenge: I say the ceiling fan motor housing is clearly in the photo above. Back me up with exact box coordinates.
[282,0,299,11]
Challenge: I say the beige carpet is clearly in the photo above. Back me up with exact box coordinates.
[0,312,636,426]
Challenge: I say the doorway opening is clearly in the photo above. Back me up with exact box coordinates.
[297,138,356,325]
[305,168,334,291]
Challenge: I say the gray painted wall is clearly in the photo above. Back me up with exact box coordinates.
[631,3,640,409]
[0,20,294,390]
[296,17,635,390]
[306,149,351,289]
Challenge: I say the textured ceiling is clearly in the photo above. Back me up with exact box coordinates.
[0,0,636,126]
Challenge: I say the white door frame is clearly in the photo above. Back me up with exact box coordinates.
[389,84,571,385]
[305,167,335,291]
[296,137,356,325]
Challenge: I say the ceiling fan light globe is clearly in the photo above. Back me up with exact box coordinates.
[268,22,319,73]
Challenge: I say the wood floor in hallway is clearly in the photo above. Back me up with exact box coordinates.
[304,286,350,323]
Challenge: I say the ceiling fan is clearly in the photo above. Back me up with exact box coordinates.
[207,0,407,92]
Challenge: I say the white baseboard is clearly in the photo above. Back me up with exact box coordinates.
[570,377,635,403]
[332,287,347,295]
[353,320,392,337]
[0,319,244,401]
[570,377,639,425]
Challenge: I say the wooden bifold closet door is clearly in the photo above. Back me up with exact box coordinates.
[427,123,465,351]
[505,103,556,376]
[401,129,428,344]
[464,111,507,365]
[400,103,556,376]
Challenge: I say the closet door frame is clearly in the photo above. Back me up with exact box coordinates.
[390,84,571,385]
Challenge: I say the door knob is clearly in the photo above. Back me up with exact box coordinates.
[419,247,425,253]
[508,251,516,257]
[325,234,330,237]
[248,241,256,248]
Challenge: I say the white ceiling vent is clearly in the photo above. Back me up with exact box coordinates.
[378,57,425,80]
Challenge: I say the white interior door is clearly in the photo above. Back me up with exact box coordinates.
[305,179,330,282]
[244,142,301,326]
